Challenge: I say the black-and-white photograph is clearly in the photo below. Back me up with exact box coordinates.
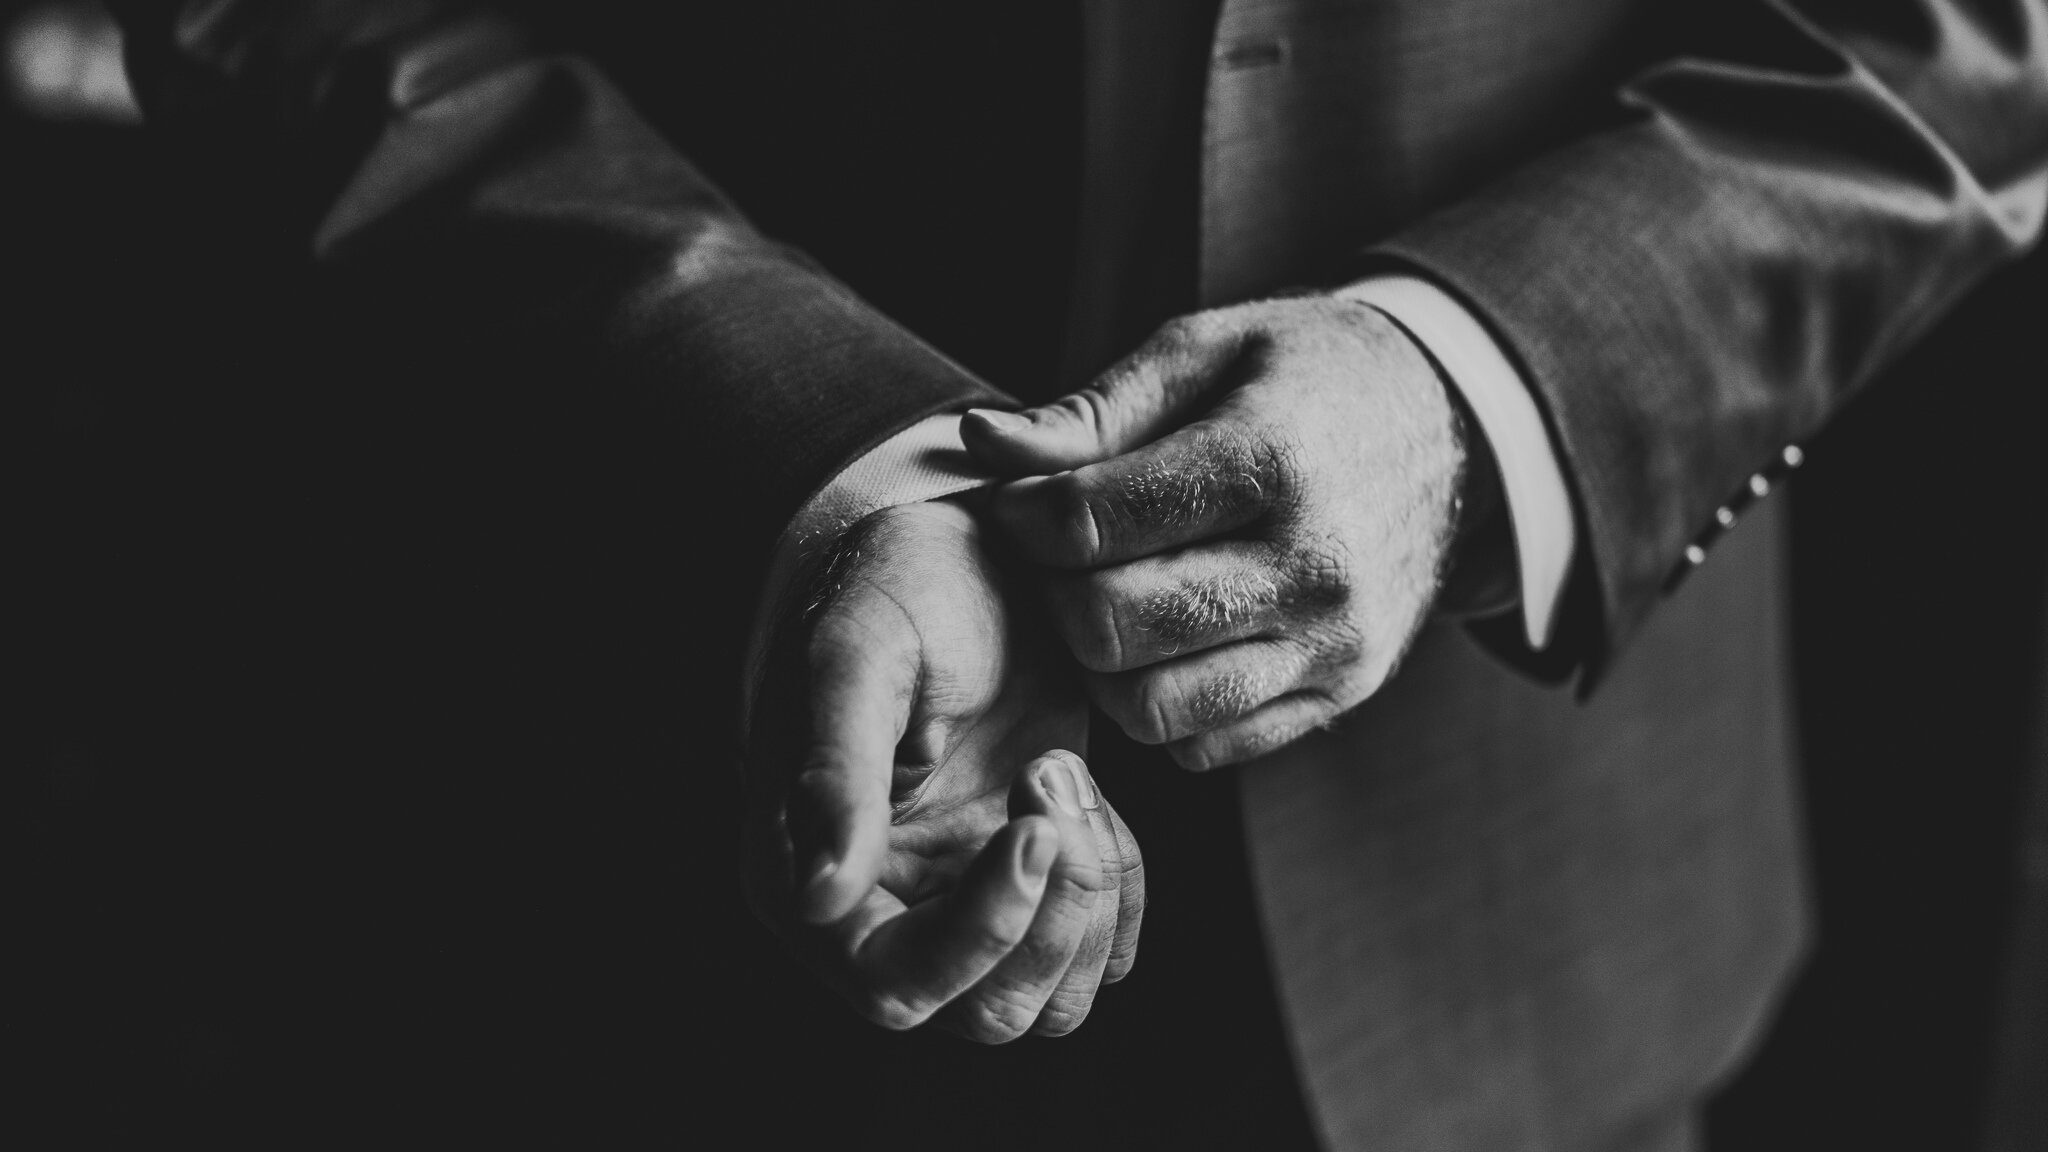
[13,2,2047,1148]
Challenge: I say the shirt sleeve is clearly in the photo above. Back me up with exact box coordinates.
[741,415,988,726]
[744,266,1585,713]
[1336,275,1577,651]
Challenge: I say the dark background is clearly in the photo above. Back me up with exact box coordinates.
[10,3,2044,1146]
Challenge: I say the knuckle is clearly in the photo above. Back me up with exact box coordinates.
[1208,568,1284,638]
[1131,677,1180,745]
[1049,475,1107,565]
[1046,857,1110,908]
[1257,425,1306,482]
[1295,594,1381,684]
[1252,695,1343,762]
[1140,583,1216,651]
[1031,997,1093,1037]
[970,914,1032,957]
[1082,583,1129,671]
[954,991,1039,1045]
[1288,536,1353,610]
[1105,458,1187,536]
[856,990,929,1033]
[1296,618,1366,686]
[1175,730,1251,773]
[1058,578,1127,673]
[1190,669,1263,731]
[1069,386,1115,437]
[1237,721,1309,763]
[1167,738,1220,772]
[1200,424,1282,514]
[1306,685,1351,725]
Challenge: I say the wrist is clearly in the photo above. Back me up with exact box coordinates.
[1355,295,1515,618]
[1327,291,1516,617]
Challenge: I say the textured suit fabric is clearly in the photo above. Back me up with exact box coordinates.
[1201,0,2048,667]
[97,2,2048,1149]
[1184,3,2043,1146]
[1243,501,1800,1150]
[112,0,1014,582]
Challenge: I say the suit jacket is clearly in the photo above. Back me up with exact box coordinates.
[108,2,2048,1149]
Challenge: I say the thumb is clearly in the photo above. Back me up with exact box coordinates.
[961,316,1244,476]
[787,591,920,926]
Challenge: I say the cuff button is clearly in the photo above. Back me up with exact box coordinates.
[1781,445,1805,469]
[1684,544,1707,566]
[1748,474,1771,498]
[1715,506,1737,529]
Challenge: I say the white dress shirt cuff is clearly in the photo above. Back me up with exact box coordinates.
[1336,275,1576,651]
[741,414,987,730]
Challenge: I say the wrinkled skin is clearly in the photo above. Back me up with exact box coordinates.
[744,498,1143,1042]
[964,296,1480,771]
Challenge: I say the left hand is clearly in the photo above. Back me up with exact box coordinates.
[743,498,1143,1042]
[961,296,1484,770]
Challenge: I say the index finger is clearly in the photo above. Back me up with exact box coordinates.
[937,752,1107,1043]
[986,421,1280,570]
[801,816,1059,1032]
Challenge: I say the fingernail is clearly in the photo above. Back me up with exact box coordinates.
[1017,824,1057,894]
[1036,758,1084,818]
[967,408,1030,434]
[1055,752,1098,810]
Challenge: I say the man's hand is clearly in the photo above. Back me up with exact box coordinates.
[962,297,1488,771]
[744,498,1143,1042]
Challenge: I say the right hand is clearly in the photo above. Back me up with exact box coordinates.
[961,298,1479,770]
[743,497,1144,1041]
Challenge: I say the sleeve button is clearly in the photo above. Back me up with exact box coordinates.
[1781,445,1805,469]
[1715,506,1737,528]
[1684,544,1707,566]
[1748,474,1772,498]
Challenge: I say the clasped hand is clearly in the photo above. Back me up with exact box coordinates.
[746,295,1474,1040]
[745,499,1142,1042]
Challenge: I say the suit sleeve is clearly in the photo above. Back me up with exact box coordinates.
[106,0,1004,575]
[1371,0,2048,680]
